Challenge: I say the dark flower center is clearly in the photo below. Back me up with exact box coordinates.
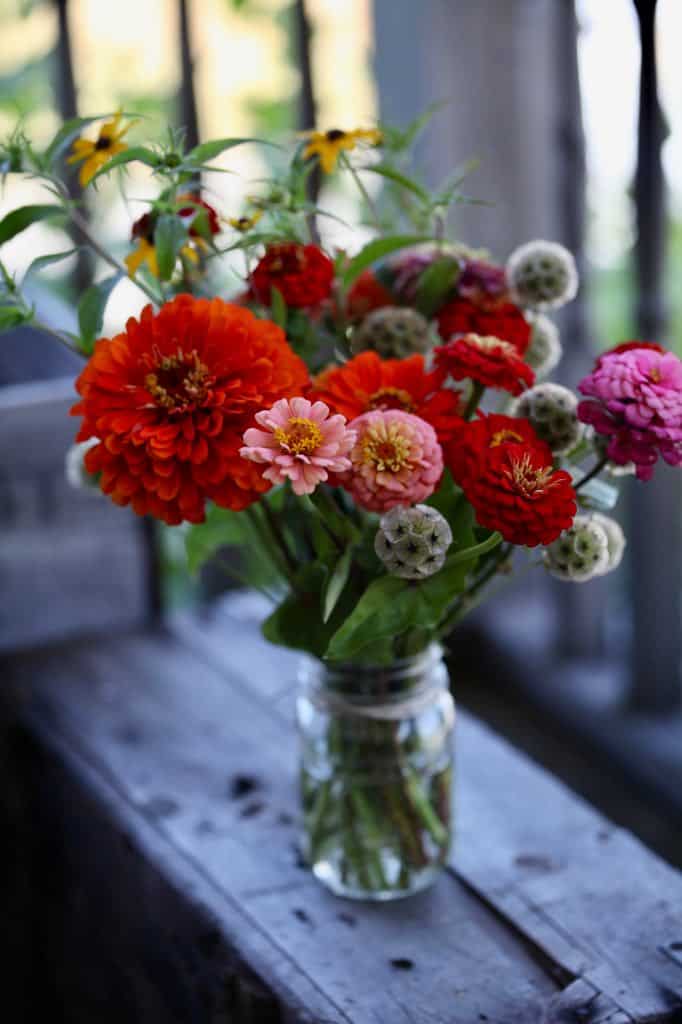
[325,129,346,141]
[95,135,113,151]
[143,349,213,412]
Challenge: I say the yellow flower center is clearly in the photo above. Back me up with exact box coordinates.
[649,366,662,383]
[273,417,323,455]
[506,452,555,497]
[467,334,516,357]
[490,428,524,447]
[361,422,412,473]
[367,386,416,413]
[144,349,212,411]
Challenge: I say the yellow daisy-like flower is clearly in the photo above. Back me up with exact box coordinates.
[302,127,382,174]
[67,112,133,187]
[124,237,158,278]
[227,210,263,232]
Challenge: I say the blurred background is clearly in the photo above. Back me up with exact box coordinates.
[0,0,680,863]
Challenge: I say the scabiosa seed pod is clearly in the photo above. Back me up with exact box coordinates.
[524,312,562,378]
[510,383,583,455]
[65,437,102,493]
[350,306,433,360]
[590,513,626,575]
[543,515,610,582]
[375,504,453,580]
[506,240,578,311]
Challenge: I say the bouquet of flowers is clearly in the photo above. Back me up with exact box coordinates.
[2,113,680,898]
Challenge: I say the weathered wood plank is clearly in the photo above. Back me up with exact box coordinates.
[5,601,682,1021]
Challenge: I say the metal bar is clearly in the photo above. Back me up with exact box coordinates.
[52,0,91,294]
[628,0,681,710]
[552,0,606,659]
[292,0,320,237]
[178,0,200,151]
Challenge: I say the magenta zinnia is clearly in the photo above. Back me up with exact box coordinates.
[240,397,355,496]
[578,346,682,480]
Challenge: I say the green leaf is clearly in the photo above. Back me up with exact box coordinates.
[363,163,430,203]
[23,248,77,282]
[0,204,65,246]
[43,115,102,166]
[262,565,331,658]
[414,256,460,317]
[186,137,276,165]
[0,303,32,330]
[325,532,501,661]
[77,272,122,354]
[341,234,432,288]
[154,214,187,281]
[269,285,287,328]
[87,146,161,185]
[185,504,251,575]
[323,546,353,623]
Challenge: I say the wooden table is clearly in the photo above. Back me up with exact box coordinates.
[4,594,682,1023]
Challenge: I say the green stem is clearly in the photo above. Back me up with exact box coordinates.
[339,153,382,230]
[574,455,609,491]
[463,381,485,421]
[405,771,449,848]
[260,498,298,575]
[244,506,293,587]
[65,200,161,306]
[438,541,513,636]
[33,319,86,359]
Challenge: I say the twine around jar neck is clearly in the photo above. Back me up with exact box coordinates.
[298,644,451,721]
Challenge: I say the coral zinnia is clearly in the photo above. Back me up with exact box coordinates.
[68,111,133,187]
[437,296,531,354]
[435,334,535,395]
[310,351,463,444]
[240,397,355,496]
[578,346,682,480]
[446,412,550,489]
[251,243,334,308]
[462,443,576,547]
[340,409,443,512]
[71,295,309,524]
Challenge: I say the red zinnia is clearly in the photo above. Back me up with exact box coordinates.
[71,295,309,525]
[177,193,221,237]
[310,351,463,444]
[251,242,334,308]
[462,443,576,547]
[435,333,535,396]
[346,269,394,320]
[437,296,531,354]
[446,412,551,488]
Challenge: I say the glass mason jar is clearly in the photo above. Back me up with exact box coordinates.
[296,644,455,901]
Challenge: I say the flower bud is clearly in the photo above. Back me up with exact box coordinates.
[590,513,626,575]
[375,504,452,580]
[543,514,610,582]
[351,306,433,359]
[510,383,583,454]
[524,312,562,378]
[506,240,578,311]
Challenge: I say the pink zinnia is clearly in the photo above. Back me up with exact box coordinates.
[240,397,355,496]
[578,346,682,480]
[339,409,443,512]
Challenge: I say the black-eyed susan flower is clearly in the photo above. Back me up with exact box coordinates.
[302,127,382,174]
[124,195,221,279]
[67,112,133,187]
[227,210,263,232]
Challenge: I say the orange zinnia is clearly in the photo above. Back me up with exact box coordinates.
[71,295,309,524]
[309,351,463,444]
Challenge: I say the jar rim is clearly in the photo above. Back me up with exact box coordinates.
[299,642,446,702]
